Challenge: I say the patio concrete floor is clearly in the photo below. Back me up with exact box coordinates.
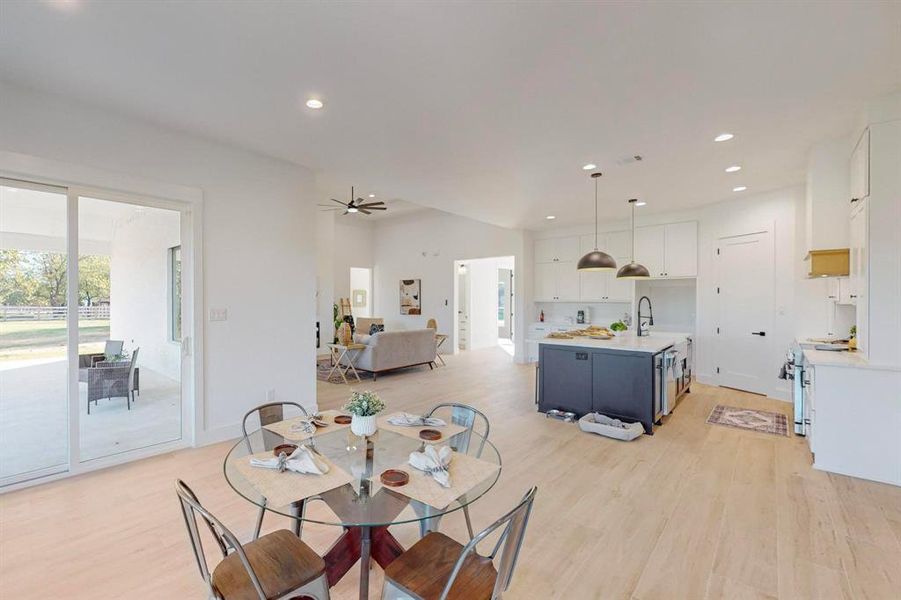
[0,359,181,480]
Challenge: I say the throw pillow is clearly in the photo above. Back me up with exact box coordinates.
[353,333,371,345]
[369,323,385,335]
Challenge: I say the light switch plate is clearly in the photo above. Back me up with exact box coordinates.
[209,308,228,321]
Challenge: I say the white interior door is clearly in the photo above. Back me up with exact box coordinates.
[716,230,774,395]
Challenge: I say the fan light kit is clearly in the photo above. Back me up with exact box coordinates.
[318,186,387,216]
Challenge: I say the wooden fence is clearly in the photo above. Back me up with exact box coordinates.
[0,305,110,321]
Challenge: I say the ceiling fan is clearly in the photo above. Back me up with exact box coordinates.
[318,186,387,215]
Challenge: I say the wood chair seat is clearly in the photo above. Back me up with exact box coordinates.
[211,530,325,600]
[383,532,498,600]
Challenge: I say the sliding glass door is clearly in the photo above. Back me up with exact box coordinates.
[0,178,192,488]
[0,180,71,484]
[78,197,183,461]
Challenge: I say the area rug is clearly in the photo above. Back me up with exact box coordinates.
[316,357,373,384]
[706,405,789,436]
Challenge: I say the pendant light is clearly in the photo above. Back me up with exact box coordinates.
[616,198,651,279]
[577,172,617,271]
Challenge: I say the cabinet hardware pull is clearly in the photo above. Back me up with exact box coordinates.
[751,331,766,336]
[850,294,857,298]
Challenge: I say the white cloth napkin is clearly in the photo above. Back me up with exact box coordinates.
[409,445,453,487]
[250,445,330,475]
[387,412,447,427]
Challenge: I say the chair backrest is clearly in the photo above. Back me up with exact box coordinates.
[104,339,124,359]
[241,402,308,452]
[441,487,538,600]
[426,403,489,458]
[426,318,438,330]
[175,479,267,600]
[127,347,140,389]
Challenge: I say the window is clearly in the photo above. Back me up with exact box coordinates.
[169,245,182,342]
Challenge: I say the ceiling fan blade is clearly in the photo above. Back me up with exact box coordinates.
[359,205,387,210]
[342,210,349,215]
[357,201,385,207]
[319,207,340,211]
[358,208,372,215]
[331,198,348,206]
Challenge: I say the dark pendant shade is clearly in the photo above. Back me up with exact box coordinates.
[616,261,651,279]
[578,250,617,271]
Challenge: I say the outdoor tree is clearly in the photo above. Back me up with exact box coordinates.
[0,249,38,305]
[37,253,68,306]
[79,255,111,306]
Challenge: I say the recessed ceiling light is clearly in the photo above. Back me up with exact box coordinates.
[725,165,742,173]
[582,163,597,170]
[546,215,556,220]
[368,194,375,198]
[305,98,323,109]
[635,201,647,207]
[714,133,734,142]
[733,186,747,192]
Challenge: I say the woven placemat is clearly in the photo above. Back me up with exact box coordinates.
[378,450,500,509]
[263,409,352,441]
[230,449,356,508]
[377,414,468,445]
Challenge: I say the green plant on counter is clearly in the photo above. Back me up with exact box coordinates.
[850,325,857,339]
[609,321,627,332]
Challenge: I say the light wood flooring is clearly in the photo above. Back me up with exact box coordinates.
[1,347,900,599]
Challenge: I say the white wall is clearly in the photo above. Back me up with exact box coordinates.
[349,267,372,318]
[371,209,528,362]
[0,83,318,443]
[108,204,181,380]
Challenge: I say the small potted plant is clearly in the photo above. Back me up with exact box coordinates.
[344,390,385,437]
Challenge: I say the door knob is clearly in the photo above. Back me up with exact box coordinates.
[751,331,766,336]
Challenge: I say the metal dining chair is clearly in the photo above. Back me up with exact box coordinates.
[241,401,314,540]
[175,480,330,600]
[382,486,537,600]
[423,402,490,539]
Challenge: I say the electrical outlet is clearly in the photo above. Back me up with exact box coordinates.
[266,389,276,402]
[209,308,228,321]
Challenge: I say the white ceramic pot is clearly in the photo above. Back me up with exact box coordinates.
[351,414,378,437]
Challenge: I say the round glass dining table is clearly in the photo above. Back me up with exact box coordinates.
[224,421,501,600]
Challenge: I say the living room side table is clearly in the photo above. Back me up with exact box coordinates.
[326,342,365,384]
[434,333,449,366]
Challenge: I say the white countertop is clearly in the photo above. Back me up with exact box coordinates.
[802,347,901,372]
[539,331,689,354]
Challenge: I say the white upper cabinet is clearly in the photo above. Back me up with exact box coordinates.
[634,225,666,277]
[535,236,581,263]
[634,222,697,278]
[535,261,580,301]
[850,128,870,204]
[663,222,698,277]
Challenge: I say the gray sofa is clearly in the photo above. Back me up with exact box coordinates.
[343,329,437,380]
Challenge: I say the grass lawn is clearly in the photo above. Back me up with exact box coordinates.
[0,319,110,362]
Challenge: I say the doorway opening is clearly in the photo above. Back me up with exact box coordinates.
[453,256,514,357]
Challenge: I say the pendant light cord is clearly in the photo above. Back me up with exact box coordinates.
[630,200,635,261]
[594,176,599,249]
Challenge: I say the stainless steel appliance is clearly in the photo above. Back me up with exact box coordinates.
[654,346,677,419]
[779,344,807,435]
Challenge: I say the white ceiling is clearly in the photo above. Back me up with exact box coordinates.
[1,1,899,229]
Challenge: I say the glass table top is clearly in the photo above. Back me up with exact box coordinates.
[223,423,501,528]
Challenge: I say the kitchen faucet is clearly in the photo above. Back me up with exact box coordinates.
[637,296,654,337]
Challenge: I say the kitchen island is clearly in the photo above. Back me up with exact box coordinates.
[537,332,691,434]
